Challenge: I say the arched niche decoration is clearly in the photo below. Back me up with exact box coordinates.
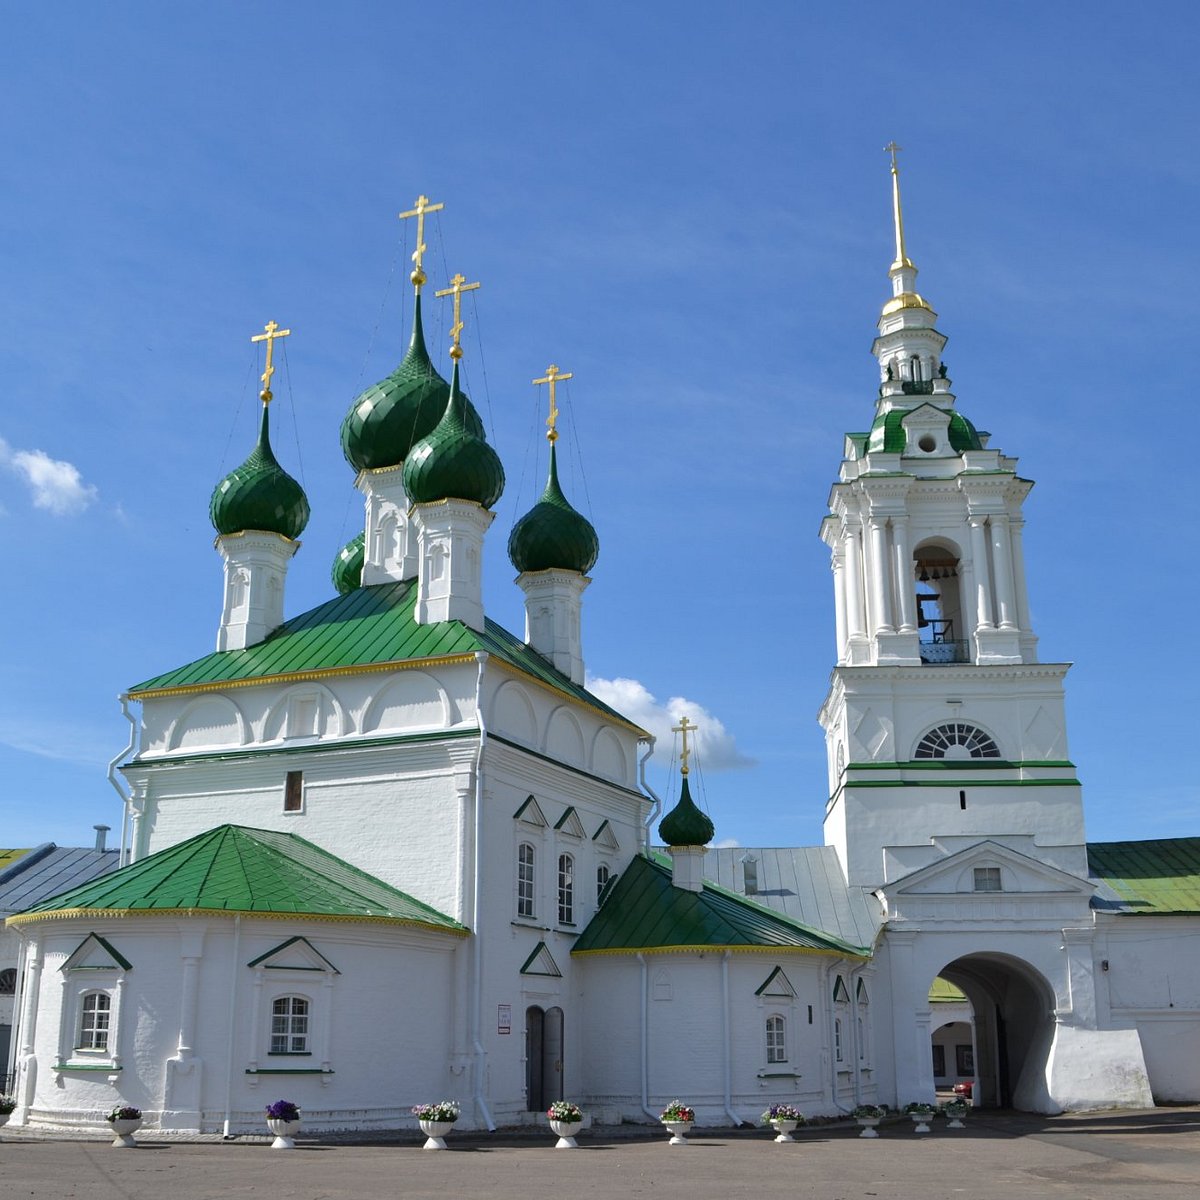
[544,705,585,769]
[361,670,452,735]
[262,682,351,742]
[168,694,248,751]
[589,727,629,783]
[490,679,538,748]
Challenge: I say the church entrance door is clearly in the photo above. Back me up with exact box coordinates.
[524,1005,565,1112]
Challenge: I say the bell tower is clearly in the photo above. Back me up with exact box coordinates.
[818,149,1086,888]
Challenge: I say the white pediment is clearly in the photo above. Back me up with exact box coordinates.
[882,840,1093,900]
[61,932,132,973]
[247,936,340,974]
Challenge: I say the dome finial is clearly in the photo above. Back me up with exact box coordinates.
[435,271,481,361]
[251,320,291,404]
[884,141,914,272]
[533,363,573,445]
[673,714,697,777]
[399,193,444,291]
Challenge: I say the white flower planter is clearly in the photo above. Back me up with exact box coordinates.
[662,1119,693,1146]
[549,1117,582,1148]
[908,1111,934,1134]
[267,1117,301,1149]
[419,1118,456,1150]
[944,1109,967,1129]
[770,1118,799,1143]
[109,1117,142,1148]
[856,1117,881,1138]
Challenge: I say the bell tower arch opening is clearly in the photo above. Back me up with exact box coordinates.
[913,540,964,664]
[933,952,1057,1112]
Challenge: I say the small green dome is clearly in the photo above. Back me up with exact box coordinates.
[402,361,505,508]
[508,445,599,575]
[331,531,365,594]
[657,776,715,847]
[340,295,484,472]
[210,403,310,539]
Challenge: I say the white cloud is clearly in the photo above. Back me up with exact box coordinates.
[585,675,755,771]
[713,837,742,849]
[0,436,98,515]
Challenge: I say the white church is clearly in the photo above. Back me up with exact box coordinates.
[5,166,1199,1135]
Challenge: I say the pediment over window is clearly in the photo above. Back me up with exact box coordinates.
[554,806,586,838]
[832,974,851,1003]
[247,935,340,974]
[513,795,548,828]
[755,965,796,998]
[519,941,562,978]
[592,820,620,850]
[61,933,131,973]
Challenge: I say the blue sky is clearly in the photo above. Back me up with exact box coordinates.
[1,2,1196,850]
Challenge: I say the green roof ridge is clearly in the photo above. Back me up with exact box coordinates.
[508,443,599,575]
[210,403,310,539]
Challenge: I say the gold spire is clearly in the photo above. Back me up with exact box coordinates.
[399,193,444,290]
[250,320,291,403]
[884,141,914,272]
[434,272,481,360]
[672,715,697,776]
[533,364,573,444]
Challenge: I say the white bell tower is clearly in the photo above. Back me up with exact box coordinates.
[819,148,1087,888]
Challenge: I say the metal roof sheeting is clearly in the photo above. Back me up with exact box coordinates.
[1088,837,1200,914]
[0,845,121,914]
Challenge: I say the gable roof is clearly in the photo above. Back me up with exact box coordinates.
[879,838,1095,897]
[6,824,465,934]
[1088,837,1200,915]
[126,579,645,735]
[572,852,870,958]
[0,844,122,915]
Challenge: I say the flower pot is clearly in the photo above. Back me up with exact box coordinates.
[549,1117,581,1148]
[856,1117,881,1138]
[662,1119,693,1146]
[909,1111,933,1134]
[267,1117,301,1149]
[419,1118,456,1150]
[944,1110,967,1129]
[770,1118,799,1143]
[109,1117,142,1148]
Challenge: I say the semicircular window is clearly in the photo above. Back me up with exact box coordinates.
[915,722,1000,760]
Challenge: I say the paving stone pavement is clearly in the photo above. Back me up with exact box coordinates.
[3,1108,1200,1199]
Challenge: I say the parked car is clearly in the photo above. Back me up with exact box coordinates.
[952,1081,974,1098]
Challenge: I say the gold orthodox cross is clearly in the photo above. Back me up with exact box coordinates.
[885,140,903,171]
[399,194,444,288]
[251,320,291,403]
[672,715,698,776]
[434,272,481,359]
[533,364,573,444]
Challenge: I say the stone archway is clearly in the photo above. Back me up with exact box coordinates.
[935,952,1057,1111]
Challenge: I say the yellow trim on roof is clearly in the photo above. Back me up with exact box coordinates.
[128,653,479,700]
[571,943,868,960]
[5,907,471,935]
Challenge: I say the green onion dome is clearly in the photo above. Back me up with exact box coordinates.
[340,295,484,472]
[331,531,365,595]
[210,403,310,539]
[657,775,715,847]
[508,445,598,575]
[402,360,505,508]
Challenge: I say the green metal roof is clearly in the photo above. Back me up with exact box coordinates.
[127,578,645,734]
[929,976,967,1003]
[571,852,870,957]
[865,407,983,455]
[0,848,33,873]
[8,825,466,932]
[508,444,599,575]
[1088,837,1200,915]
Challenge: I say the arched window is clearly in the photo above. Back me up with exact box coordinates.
[596,862,610,902]
[915,723,1000,760]
[765,1014,787,1064]
[557,853,574,925]
[517,842,536,918]
[0,967,16,995]
[78,991,111,1051]
[270,995,309,1055]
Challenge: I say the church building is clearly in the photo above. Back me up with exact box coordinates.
[4,167,1198,1134]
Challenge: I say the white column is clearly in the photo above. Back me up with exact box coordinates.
[989,515,1018,630]
[892,516,916,633]
[967,516,995,630]
[1010,517,1033,634]
[843,524,866,641]
[177,955,200,1056]
[832,550,848,663]
[867,516,894,634]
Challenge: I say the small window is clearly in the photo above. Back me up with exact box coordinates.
[973,866,1002,892]
[557,853,574,925]
[517,843,536,919]
[0,967,16,995]
[270,996,310,1054]
[858,1016,865,1060]
[284,770,304,813]
[77,991,111,1051]
[766,1014,787,1064]
[834,1017,844,1064]
[915,723,1001,760]
[596,862,610,902]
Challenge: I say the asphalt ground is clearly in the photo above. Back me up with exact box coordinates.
[4,1107,1200,1200]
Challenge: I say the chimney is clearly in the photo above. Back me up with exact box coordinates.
[94,824,111,851]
